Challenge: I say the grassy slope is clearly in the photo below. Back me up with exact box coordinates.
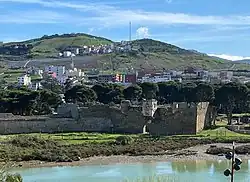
[3,35,250,70]
[4,34,112,58]
[29,35,112,57]
[94,39,250,71]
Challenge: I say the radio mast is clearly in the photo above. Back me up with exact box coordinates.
[129,21,132,41]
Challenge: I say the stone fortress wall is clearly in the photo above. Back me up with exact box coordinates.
[0,100,214,135]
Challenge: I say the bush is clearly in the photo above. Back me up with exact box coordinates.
[206,146,232,155]
[115,136,134,145]
[10,136,59,149]
[0,164,23,182]
[6,174,22,182]
[235,145,250,154]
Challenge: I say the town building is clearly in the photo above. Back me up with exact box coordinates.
[17,74,31,86]
[98,74,114,83]
[66,68,84,78]
[182,68,208,82]
[140,73,172,83]
[28,82,42,91]
[57,76,68,85]
[219,71,233,83]
[45,66,66,77]
[63,51,72,57]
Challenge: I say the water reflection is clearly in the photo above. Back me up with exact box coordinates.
[15,160,250,182]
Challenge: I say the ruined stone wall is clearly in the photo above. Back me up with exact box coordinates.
[148,107,197,135]
[0,105,146,135]
[148,102,209,136]
[196,102,210,132]
[0,102,210,135]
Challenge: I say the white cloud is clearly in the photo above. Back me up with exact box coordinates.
[166,0,173,3]
[2,0,250,26]
[0,10,71,24]
[136,27,150,39]
[208,54,250,61]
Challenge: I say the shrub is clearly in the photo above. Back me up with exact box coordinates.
[10,136,59,149]
[115,136,134,145]
[206,146,231,155]
[0,164,23,182]
[235,145,250,154]
[5,174,22,182]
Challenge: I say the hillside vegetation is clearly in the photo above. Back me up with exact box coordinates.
[3,33,112,58]
[2,34,250,70]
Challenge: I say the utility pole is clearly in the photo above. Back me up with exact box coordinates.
[231,142,235,182]
[224,142,242,182]
[129,21,132,41]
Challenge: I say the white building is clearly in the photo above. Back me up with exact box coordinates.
[45,66,66,77]
[66,68,84,77]
[17,75,31,86]
[29,82,42,91]
[219,71,233,82]
[141,74,172,83]
[57,76,68,85]
[63,51,72,57]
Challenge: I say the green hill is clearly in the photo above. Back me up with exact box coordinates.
[1,34,250,71]
[3,33,112,58]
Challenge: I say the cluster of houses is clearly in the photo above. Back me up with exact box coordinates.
[58,41,133,58]
[17,65,84,90]
[86,68,250,85]
[15,65,250,91]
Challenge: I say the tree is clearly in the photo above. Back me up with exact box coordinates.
[216,82,249,125]
[33,90,62,114]
[195,83,214,102]
[41,75,63,94]
[65,85,97,104]
[123,85,142,101]
[180,82,197,104]
[64,78,74,92]
[140,82,158,99]
[106,84,124,104]
[0,88,62,115]
[92,83,114,103]
[157,81,179,104]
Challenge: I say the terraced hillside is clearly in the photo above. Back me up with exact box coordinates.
[2,33,112,58]
[2,34,250,70]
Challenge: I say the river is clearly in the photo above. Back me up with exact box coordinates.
[14,160,250,182]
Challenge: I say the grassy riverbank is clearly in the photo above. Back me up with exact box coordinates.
[1,127,250,164]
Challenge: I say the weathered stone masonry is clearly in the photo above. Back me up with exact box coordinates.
[0,100,213,135]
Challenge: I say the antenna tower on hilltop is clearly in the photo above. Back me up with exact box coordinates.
[129,21,132,41]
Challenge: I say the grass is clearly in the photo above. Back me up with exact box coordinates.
[233,113,250,117]
[4,35,250,70]
[0,70,25,84]
[0,132,141,145]
[29,35,111,56]
[1,126,250,163]
[199,127,249,137]
[1,125,250,145]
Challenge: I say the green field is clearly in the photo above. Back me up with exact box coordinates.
[0,126,250,145]
[0,69,25,84]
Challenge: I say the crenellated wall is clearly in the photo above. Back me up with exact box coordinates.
[0,101,211,135]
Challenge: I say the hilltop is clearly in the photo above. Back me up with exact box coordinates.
[1,33,250,71]
[234,59,250,64]
[2,33,111,58]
